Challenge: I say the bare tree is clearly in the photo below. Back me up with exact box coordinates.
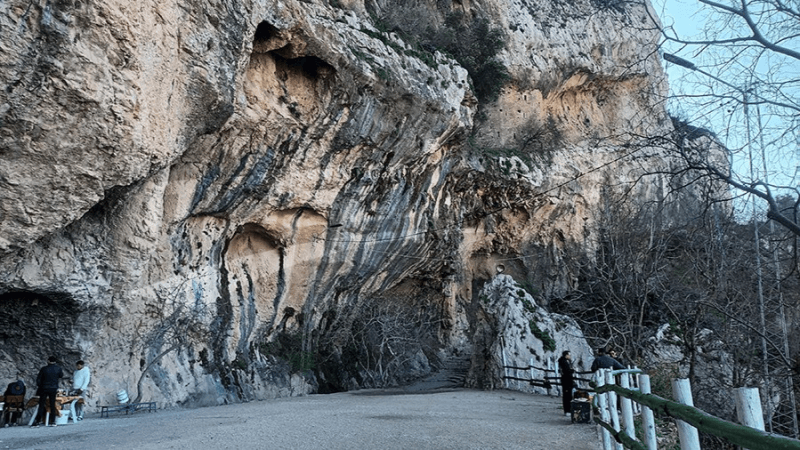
[131,282,210,404]
[647,1,800,435]
[348,296,441,387]
[651,0,800,237]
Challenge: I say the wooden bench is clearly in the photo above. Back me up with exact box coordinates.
[100,402,157,418]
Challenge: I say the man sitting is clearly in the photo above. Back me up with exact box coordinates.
[3,378,26,426]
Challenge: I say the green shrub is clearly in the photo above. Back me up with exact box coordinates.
[520,297,536,313]
[521,282,538,296]
[233,357,247,370]
[427,13,510,103]
[365,11,510,104]
[529,321,556,352]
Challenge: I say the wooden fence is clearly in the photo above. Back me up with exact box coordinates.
[501,356,594,394]
[593,368,800,450]
[501,363,800,450]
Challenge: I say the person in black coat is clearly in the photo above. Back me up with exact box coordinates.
[32,356,63,427]
[3,379,25,397]
[590,348,626,372]
[558,350,575,415]
[3,377,26,425]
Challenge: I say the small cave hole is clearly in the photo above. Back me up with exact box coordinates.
[250,21,335,82]
[270,52,335,81]
[286,55,335,80]
[254,21,279,44]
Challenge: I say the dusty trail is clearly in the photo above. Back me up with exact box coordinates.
[0,389,601,449]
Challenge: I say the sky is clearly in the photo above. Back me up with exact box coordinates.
[651,0,800,219]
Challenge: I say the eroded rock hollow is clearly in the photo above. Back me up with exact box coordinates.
[1,0,686,407]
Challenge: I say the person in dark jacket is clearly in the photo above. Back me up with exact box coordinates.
[3,378,25,397]
[32,356,63,427]
[558,350,574,416]
[590,348,626,372]
[3,377,26,425]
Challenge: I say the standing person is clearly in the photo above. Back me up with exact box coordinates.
[591,347,625,372]
[608,349,625,366]
[558,350,574,416]
[32,356,63,427]
[71,360,90,421]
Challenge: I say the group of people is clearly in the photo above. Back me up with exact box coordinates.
[3,357,91,427]
[557,347,625,416]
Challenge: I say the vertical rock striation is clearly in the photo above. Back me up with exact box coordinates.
[1,0,690,406]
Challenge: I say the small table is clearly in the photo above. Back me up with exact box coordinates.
[26,395,84,426]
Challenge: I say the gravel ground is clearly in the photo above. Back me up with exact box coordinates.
[0,389,601,450]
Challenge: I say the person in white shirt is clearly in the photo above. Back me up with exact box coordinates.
[71,360,91,420]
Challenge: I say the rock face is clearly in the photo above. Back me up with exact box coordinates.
[0,0,681,407]
[472,275,593,393]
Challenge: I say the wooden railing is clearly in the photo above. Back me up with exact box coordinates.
[500,362,800,450]
[593,368,800,450]
[501,357,594,393]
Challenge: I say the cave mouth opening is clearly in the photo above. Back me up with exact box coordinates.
[286,55,334,80]
[0,291,91,385]
[251,20,335,81]
[254,21,279,44]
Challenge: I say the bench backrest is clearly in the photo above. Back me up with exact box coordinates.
[4,395,24,408]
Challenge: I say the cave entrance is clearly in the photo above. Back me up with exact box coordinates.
[250,20,335,80]
[0,291,95,386]
[314,278,450,393]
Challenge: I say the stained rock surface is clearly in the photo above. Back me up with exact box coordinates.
[1,0,686,407]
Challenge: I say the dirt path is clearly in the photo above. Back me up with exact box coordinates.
[0,389,601,450]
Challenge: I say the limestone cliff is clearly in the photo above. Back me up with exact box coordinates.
[0,0,681,407]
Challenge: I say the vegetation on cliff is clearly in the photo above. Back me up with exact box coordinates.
[368,10,510,104]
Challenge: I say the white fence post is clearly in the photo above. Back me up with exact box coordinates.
[735,386,765,450]
[500,336,508,389]
[530,358,535,389]
[639,374,658,450]
[619,372,636,439]
[554,356,561,397]
[672,378,701,450]
[596,370,613,450]
[606,371,623,450]
[632,367,642,415]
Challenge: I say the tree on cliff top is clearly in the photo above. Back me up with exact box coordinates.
[369,9,510,104]
[427,13,510,104]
